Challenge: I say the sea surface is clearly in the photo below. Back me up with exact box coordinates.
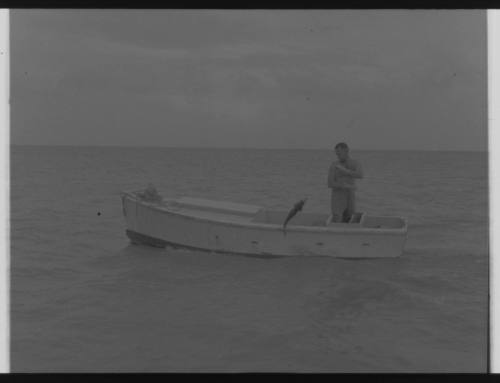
[10,146,488,372]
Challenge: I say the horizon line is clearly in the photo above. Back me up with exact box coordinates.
[9,143,488,152]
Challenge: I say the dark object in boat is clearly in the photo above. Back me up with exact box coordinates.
[283,198,307,231]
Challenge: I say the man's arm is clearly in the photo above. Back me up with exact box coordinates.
[352,161,363,179]
[327,163,335,187]
[335,161,363,179]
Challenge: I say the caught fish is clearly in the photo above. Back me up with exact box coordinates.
[283,198,307,232]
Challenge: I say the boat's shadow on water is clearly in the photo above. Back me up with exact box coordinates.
[235,253,285,260]
[115,242,170,257]
[116,242,285,260]
[115,242,407,262]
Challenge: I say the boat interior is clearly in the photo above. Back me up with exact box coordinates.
[250,210,405,229]
[133,194,406,230]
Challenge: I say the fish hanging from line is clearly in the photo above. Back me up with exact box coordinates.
[283,198,307,234]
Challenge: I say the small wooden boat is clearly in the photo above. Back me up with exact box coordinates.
[121,190,408,258]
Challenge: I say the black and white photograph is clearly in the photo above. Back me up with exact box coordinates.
[9,9,488,372]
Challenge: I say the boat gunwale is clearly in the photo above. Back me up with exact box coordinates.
[122,191,408,236]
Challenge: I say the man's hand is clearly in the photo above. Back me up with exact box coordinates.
[335,164,352,175]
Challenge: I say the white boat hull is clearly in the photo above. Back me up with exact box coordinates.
[121,192,408,258]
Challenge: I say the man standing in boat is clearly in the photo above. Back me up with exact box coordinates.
[327,142,363,223]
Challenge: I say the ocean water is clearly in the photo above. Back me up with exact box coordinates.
[10,146,488,372]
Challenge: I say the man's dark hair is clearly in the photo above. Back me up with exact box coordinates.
[335,142,349,150]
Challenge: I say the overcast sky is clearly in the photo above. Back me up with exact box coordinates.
[10,10,487,150]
